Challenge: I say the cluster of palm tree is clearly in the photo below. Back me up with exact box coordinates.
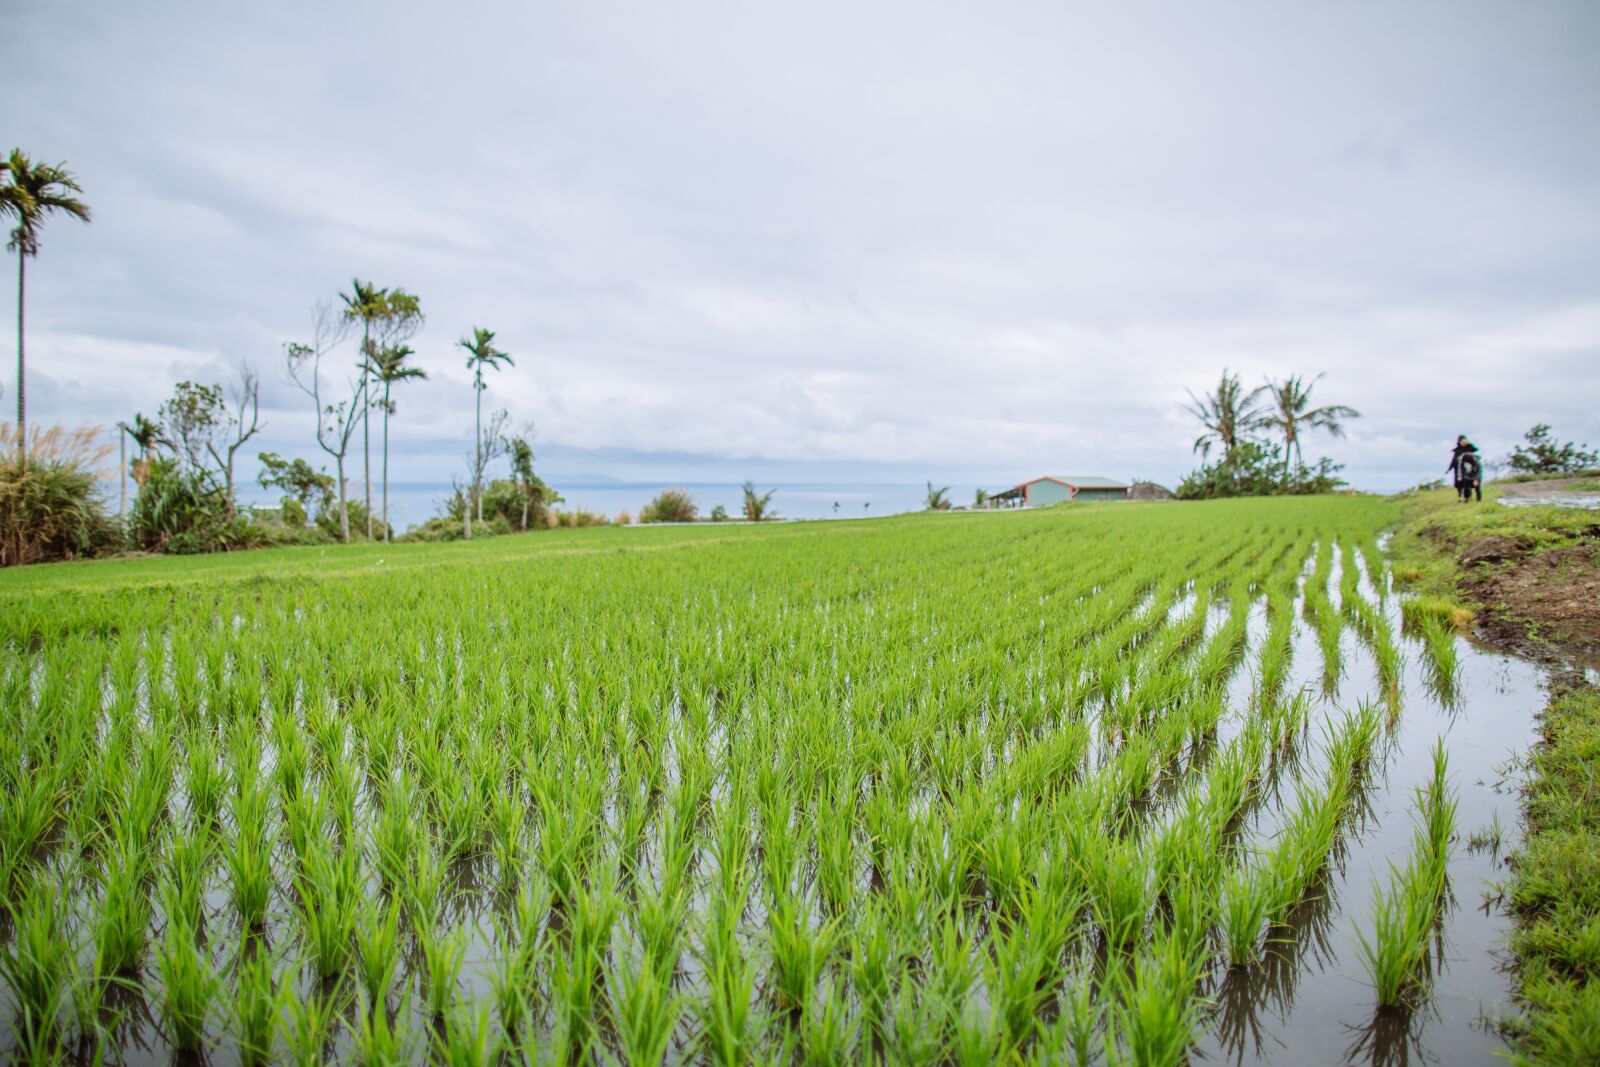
[1,149,91,466]
[1184,370,1361,483]
[282,279,518,543]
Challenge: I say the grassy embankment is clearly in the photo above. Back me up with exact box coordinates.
[1389,485,1600,1064]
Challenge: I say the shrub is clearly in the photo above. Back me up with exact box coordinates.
[555,509,609,528]
[1177,441,1347,500]
[0,425,118,567]
[130,457,262,554]
[741,482,777,521]
[444,478,557,533]
[615,510,632,526]
[398,516,466,543]
[639,489,697,524]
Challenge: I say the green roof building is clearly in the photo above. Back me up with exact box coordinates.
[991,476,1130,507]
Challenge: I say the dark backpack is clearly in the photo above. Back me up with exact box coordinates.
[1459,451,1481,482]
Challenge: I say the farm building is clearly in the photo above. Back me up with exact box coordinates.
[990,476,1131,507]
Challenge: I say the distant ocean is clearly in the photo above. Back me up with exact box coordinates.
[237,481,990,531]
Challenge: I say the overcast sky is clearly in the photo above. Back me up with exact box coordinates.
[5,0,1598,498]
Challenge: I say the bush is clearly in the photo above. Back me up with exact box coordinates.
[397,516,466,543]
[555,509,609,529]
[639,489,697,524]
[444,479,557,533]
[130,457,261,554]
[1177,440,1347,500]
[0,425,118,567]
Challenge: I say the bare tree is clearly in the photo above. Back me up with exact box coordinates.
[284,302,361,542]
[204,367,263,519]
[463,407,509,540]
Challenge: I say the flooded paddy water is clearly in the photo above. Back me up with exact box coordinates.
[1193,552,1541,1065]
[0,500,1562,1065]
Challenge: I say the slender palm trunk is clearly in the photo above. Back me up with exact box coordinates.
[336,457,350,543]
[381,382,391,542]
[474,380,484,524]
[15,252,25,465]
[361,326,372,539]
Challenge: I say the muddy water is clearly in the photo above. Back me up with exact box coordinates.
[1193,558,1542,1066]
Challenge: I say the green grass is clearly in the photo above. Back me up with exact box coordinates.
[0,495,1469,1061]
[1386,484,1598,621]
[1504,685,1600,1065]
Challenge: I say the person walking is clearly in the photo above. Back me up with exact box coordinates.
[1448,435,1482,502]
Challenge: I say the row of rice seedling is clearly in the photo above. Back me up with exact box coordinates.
[0,495,1454,1062]
[1355,742,1458,1009]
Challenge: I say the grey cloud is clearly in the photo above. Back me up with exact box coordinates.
[4,0,1598,498]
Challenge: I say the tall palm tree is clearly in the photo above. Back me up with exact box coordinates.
[1,150,91,464]
[365,343,428,541]
[1183,369,1265,461]
[458,327,513,534]
[340,278,386,537]
[1257,373,1360,483]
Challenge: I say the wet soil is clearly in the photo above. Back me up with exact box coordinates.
[1457,539,1600,669]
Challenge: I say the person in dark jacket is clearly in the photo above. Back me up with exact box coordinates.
[1448,435,1482,502]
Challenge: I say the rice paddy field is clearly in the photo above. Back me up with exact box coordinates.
[0,497,1541,1065]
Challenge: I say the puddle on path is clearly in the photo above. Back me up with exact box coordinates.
[1496,494,1600,510]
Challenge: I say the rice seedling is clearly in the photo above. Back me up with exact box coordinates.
[1221,864,1271,967]
[350,992,411,1066]
[432,1001,499,1067]
[1356,743,1457,1008]
[91,834,154,977]
[610,947,683,1065]
[284,982,348,1067]
[155,907,220,1052]
[1418,613,1462,705]
[0,873,71,1060]
[224,822,274,931]
[417,922,470,1020]
[230,946,280,1067]
[356,898,404,1009]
